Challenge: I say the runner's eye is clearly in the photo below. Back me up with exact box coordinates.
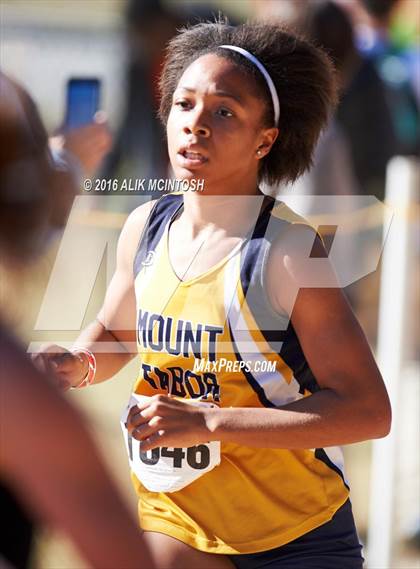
[217,107,234,118]
[174,100,192,110]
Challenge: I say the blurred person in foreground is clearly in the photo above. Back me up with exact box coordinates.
[0,72,155,569]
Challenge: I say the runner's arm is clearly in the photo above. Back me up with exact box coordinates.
[73,200,156,384]
[204,224,391,447]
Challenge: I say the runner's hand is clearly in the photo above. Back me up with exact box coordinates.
[126,395,216,450]
[31,343,89,391]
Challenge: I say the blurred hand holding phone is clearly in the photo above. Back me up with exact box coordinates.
[65,78,101,130]
[55,77,112,178]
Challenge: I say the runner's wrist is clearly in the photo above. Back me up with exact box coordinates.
[70,347,96,388]
[202,406,223,441]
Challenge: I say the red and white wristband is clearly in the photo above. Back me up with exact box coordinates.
[71,347,96,388]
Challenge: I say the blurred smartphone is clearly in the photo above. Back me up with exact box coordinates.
[64,78,101,130]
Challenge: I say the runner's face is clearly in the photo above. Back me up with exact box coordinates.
[167,53,275,191]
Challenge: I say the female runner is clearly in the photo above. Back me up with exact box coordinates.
[37,20,391,569]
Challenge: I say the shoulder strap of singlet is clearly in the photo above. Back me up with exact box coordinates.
[240,198,317,303]
[133,193,184,278]
[239,199,308,304]
[238,199,323,396]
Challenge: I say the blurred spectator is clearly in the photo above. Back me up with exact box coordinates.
[357,0,419,157]
[290,120,361,198]
[51,110,112,181]
[0,71,154,569]
[302,0,398,201]
[255,1,388,340]
[252,0,308,25]
[48,110,112,215]
[101,0,180,194]
[101,0,238,206]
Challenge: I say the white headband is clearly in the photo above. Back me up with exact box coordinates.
[219,45,280,126]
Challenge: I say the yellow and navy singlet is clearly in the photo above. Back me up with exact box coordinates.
[130,192,349,555]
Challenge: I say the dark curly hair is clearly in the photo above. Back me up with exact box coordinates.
[159,19,338,186]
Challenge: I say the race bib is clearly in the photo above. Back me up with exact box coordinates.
[120,394,221,493]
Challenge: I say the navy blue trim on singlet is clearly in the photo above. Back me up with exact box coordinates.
[239,196,275,298]
[133,193,183,278]
[277,326,321,394]
[227,319,276,408]
[236,207,347,485]
[238,201,321,396]
[314,448,350,490]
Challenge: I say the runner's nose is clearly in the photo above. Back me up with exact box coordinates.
[183,108,210,138]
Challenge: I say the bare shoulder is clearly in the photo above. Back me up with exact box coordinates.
[116,199,157,272]
[120,199,156,249]
[265,221,336,316]
[269,221,327,266]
